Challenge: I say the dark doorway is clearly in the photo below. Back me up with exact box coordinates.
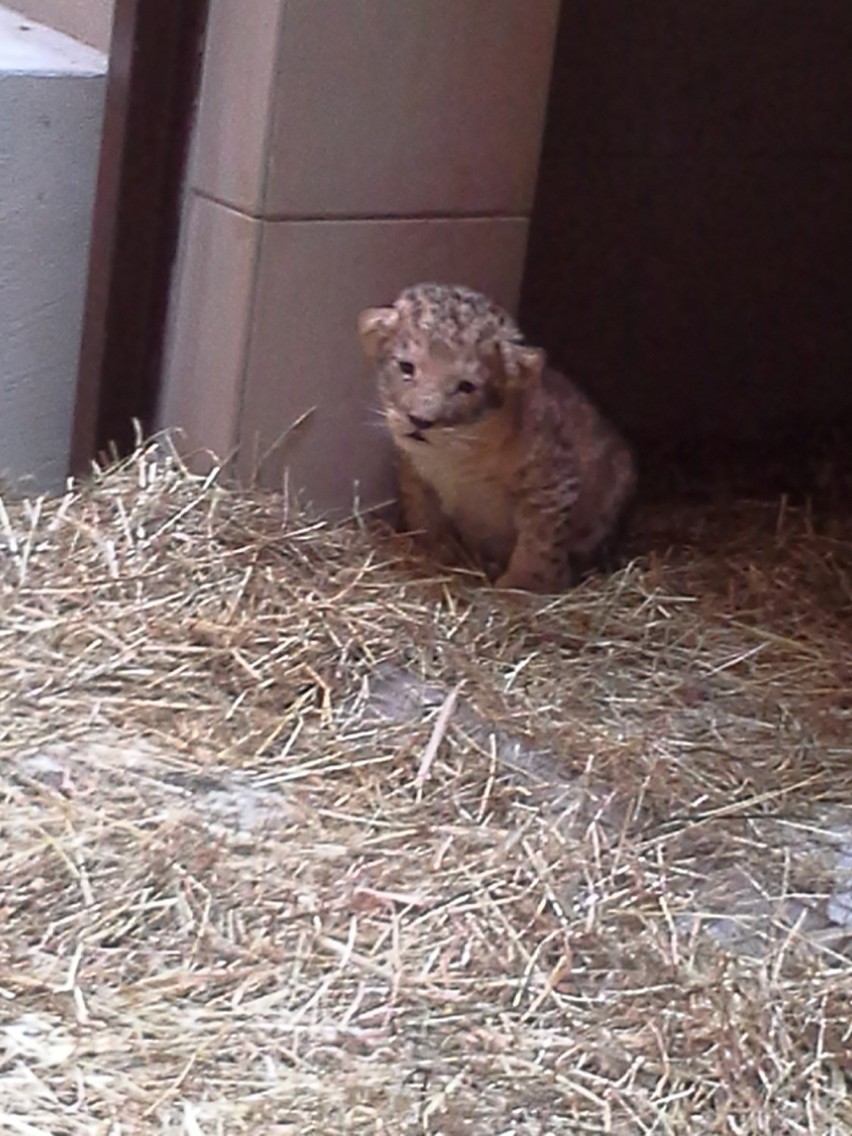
[521,0,852,488]
[70,0,209,475]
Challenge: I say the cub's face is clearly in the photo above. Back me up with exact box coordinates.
[358,301,544,447]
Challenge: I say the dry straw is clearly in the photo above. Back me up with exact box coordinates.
[0,436,850,1134]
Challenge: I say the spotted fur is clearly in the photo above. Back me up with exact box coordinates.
[358,283,636,592]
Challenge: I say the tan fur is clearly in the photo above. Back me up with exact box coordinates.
[358,283,636,592]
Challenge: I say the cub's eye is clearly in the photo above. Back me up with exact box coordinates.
[398,360,415,378]
[455,380,476,395]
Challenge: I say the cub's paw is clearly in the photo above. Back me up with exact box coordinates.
[495,568,552,594]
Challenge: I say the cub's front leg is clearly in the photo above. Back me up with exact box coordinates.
[495,524,572,593]
[397,456,459,565]
[495,481,578,594]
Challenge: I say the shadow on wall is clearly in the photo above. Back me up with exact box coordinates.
[521,0,852,474]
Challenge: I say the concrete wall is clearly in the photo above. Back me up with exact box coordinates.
[6,0,113,51]
[521,0,852,455]
[0,7,107,492]
[159,0,560,513]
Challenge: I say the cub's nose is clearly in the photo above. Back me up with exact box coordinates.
[408,413,435,431]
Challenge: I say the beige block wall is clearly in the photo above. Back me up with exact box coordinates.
[7,0,113,50]
[159,0,560,514]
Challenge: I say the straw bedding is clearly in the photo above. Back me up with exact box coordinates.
[1,438,851,1134]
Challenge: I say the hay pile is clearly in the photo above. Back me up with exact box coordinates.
[1,438,851,1135]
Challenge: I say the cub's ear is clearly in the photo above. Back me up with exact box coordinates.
[357,306,400,358]
[485,340,545,389]
[511,345,546,387]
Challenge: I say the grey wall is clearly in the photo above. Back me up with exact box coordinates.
[6,0,113,51]
[0,9,106,492]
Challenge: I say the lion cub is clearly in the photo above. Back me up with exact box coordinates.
[358,283,636,592]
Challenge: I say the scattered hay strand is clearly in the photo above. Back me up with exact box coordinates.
[0,436,851,1134]
[415,683,463,789]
